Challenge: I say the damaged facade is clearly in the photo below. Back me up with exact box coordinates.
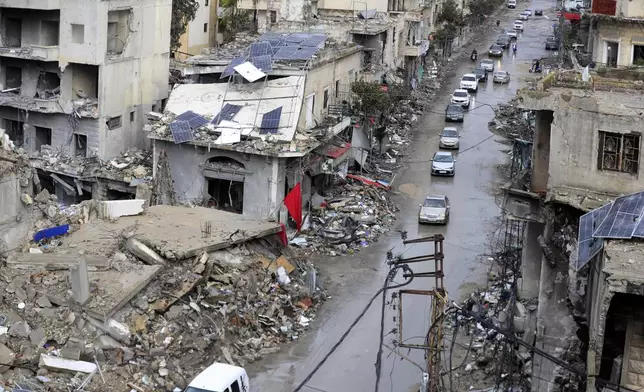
[587,0,644,67]
[150,34,356,222]
[0,0,170,204]
[504,66,644,391]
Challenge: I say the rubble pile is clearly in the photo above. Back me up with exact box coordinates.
[292,178,397,256]
[487,99,534,141]
[0,239,324,391]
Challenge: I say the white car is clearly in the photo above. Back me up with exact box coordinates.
[519,12,529,20]
[514,20,524,30]
[450,89,471,108]
[459,73,478,92]
[503,28,518,39]
[525,8,532,15]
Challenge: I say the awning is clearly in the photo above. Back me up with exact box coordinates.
[562,11,581,20]
[319,142,351,159]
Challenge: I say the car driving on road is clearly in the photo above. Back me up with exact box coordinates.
[472,68,488,82]
[514,20,524,30]
[525,8,532,15]
[445,104,465,122]
[503,28,518,39]
[488,44,504,57]
[431,151,457,176]
[480,59,495,72]
[450,89,471,108]
[545,36,560,50]
[493,70,511,84]
[439,127,460,149]
[459,73,479,92]
[519,11,530,20]
[496,35,511,49]
[418,195,451,224]
[535,9,543,15]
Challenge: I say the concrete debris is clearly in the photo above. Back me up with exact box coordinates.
[488,98,534,141]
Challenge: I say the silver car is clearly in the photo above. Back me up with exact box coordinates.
[418,195,451,224]
[493,70,511,84]
[480,59,495,72]
[431,151,457,176]
[439,127,460,149]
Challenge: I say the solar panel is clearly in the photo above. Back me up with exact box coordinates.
[258,32,283,42]
[274,46,298,60]
[211,104,242,125]
[285,33,310,43]
[188,114,209,129]
[593,193,644,238]
[170,121,194,144]
[576,202,612,270]
[174,111,199,122]
[291,46,319,60]
[250,42,272,56]
[301,35,326,47]
[250,55,273,72]
[259,107,282,134]
[220,56,246,79]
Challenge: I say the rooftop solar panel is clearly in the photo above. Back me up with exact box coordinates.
[285,33,310,43]
[220,56,246,79]
[188,114,209,129]
[274,46,298,60]
[174,111,199,122]
[170,121,194,144]
[301,35,326,47]
[250,55,273,72]
[211,104,243,125]
[291,46,319,60]
[258,32,283,42]
[250,42,272,56]
[259,107,282,134]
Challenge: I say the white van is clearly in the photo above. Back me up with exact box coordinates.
[185,363,250,392]
[508,0,516,8]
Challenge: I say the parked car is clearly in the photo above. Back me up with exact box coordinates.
[185,363,250,392]
[514,20,524,30]
[472,67,488,82]
[480,59,495,72]
[459,73,479,92]
[493,70,511,84]
[535,9,543,15]
[431,151,457,176]
[450,89,471,108]
[445,104,465,122]
[439,127,460,149]
[503,28,518,39]
[545,36,560,50]
[519,11,530,20]
[418,195,451,224]
[525,8,533,15]
[488,44,504,57]
[507,0,516,8]
[496,35,511,49]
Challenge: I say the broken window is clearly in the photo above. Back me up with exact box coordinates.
[4,119,23,147]
[5,66,22,90]
[71,24,85,44]
[106,10,131,55]
[35,126,52,153]
[107,116,122,130]
[74,134,87,157]
[40,20,59,46]
[269,10,277,24]
[323,88,329,109]
[598,131,640,174]
[203,23,208,33]
[71,64,99,99]
[130,111,135,122]
[35,72,61,99]
[5,18,22,47]
[633,44,644,65]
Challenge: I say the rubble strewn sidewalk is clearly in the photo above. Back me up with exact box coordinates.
[0,205,325,391]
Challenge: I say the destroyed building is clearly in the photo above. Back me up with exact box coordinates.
[587,0,644,67]
[0,0,170,202]
[502,68,644,391]
[149,33,357,221]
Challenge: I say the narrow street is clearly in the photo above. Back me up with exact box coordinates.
[250,1,556,390]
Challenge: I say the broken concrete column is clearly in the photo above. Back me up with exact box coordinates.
[70,259,90,305]
[126,237,166,265]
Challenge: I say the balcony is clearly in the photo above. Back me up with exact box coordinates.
[403,40,429,56]
[0,45,59,62]
[0,0,60,9]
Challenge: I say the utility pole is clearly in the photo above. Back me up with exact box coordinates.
[389,234,446,392]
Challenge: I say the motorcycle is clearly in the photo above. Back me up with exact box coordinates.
[512,44,517,54]
[471,52,478,61]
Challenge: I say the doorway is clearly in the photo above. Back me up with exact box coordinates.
[206,178,244,213]
[606,41,619,67]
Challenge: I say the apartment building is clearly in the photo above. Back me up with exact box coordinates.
[175,0,219,60]
[588,0,644,67]
[0,0,171,161]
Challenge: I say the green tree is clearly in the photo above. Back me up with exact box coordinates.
[351,81,407,116]
[219,0,254,42]
[171,0,199,52]
[437,0,465,27]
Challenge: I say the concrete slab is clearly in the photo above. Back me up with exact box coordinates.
[58,205,282,261]
[6,253,110,271]
[37,264,162,321]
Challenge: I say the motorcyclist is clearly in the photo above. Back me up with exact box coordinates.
[471,49,478,60]
[496,19,500,27]
[512,43,517,53]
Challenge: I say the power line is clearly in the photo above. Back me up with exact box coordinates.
[292,264,414,392]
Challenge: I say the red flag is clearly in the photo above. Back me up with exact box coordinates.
[284,183,302,231]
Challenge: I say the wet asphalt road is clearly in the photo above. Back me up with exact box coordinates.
[250,2,557,391]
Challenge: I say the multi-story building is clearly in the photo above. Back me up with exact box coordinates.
[588,0,644,67]
[0,0,171,160]
[505,68,644,391]
[175,0,219,60]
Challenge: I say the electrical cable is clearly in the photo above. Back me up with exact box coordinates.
[292,264,414,392]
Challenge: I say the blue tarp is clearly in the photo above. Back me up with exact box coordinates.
[33,224,70,242]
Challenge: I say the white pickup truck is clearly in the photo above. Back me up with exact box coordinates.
[185,363,249,392]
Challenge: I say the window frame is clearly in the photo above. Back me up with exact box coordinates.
[597,130,640,174]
